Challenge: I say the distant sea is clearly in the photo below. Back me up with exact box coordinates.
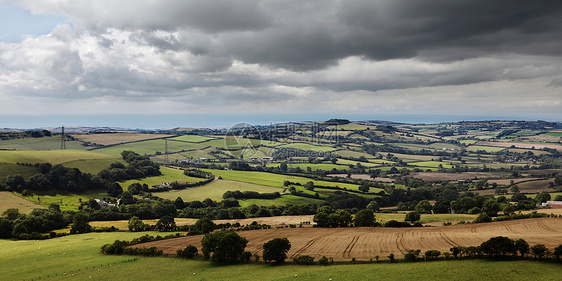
[1,113,561,130]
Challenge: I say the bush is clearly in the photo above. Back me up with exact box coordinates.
[424,250,441,259]
[388,253,395,263]
[474,213,492,223]
[293,255,314,265]
[405,211,421,222]
[240,251,252,263]
[201,230,248,263]
[384,220,412,227]
[318,256,329,265]
[262,238,292,264]
[404,250,420,262]
[177,245,198,259]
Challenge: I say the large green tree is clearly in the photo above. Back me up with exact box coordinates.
[155,215,176,231]
[70,213,91,234]
[128,216,144,232]
[201,230,248,263]
[192,217,216,234]
[414,200,432,214]
[405,211,421,223]
[353,209,376,227]
[480,236,516,257]
[530,244,547,260]
[262,238,291,264]
[514,238,530,257]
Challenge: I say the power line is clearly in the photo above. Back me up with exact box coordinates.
[60,126,66,150]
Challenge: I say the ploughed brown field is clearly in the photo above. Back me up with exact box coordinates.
[134,218,562,260]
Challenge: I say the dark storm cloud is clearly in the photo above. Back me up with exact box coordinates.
[213,0,562,70]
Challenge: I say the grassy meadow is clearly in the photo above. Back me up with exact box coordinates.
[0,162,39,180]
[12,189,109,212]
[156,179,282,202]
[204,169,365,191]
[0,136,86,151]
[0,150,118,165]
[120,166,203,188]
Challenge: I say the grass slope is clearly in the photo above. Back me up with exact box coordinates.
[0,136,86,150]
[204,169,366,192]
[0,162,39,180]
[62,158,124,174]
[13,189,110,212]
[0,150,118,165]
[120,166,203,188]
[156,179,281,202]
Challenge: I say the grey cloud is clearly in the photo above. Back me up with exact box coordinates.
[13,0,562,70]
[129,31,184,52]
[2,0,562,116]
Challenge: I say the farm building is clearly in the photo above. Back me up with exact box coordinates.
[261,157,273,163]
[95,199,117,208]
[544,201,562,209]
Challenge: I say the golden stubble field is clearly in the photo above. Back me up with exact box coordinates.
[135,217,562,261]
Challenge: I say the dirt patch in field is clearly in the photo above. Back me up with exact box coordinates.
[72,133,174,146]
[327,174,394,182]
[135,218,562,261]
[475,141,562,151]
[408,172,501,181]
[0,192,45,214]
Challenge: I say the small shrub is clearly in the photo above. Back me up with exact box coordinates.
[241,251,252,263]
[293,255,314,265]
[177,245,198,259]
[388,253,395,263]
[318,256,329,265]
[474,213,492,223]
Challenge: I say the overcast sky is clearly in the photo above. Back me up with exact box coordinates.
[1,0,561,126]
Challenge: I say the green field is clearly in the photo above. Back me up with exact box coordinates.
[0,162,39,180]
[168,135,219,143]
[204,169,364,191]
[12,189,109,212]
[94,139,211,156]
[409,161,454,169]
[156,179,282,202]
[467,145,507,152]
[1,232,561,281]
[278,143,337,152]
[267,163,352,171]
[120,166,203,188]
[238,194,326,207]
[62,158,124,174]
[0,136,86,150]
[333,150,374,159]
[0,150,118,165]
[546,132,562,136]
[459,140,478,145]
